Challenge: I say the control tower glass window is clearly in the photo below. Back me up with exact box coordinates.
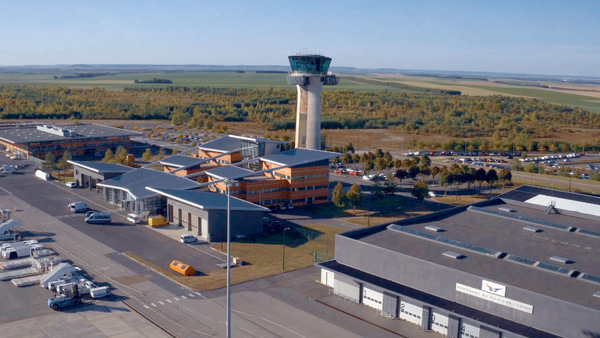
[288,55,331,74]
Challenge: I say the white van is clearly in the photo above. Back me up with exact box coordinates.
[69,201,89,213]
[180,234,197,244]
[126,214,141,224]
[85,212,111,224]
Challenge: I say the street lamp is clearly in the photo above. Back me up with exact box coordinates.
[224,178,238,338]
[282,227,290,270]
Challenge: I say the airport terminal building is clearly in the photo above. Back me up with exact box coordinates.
[319,186,600,338]
[0,123,138,159]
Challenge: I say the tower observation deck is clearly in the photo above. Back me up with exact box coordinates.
[287,54,338,150]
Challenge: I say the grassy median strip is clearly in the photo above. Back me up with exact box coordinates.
[123,223,344,290]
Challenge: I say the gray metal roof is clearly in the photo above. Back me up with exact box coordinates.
[204,165,256,180]
[0,123,138,144]
[230,135,286,145]
[259,148,340,167]
[147,188,270,212]
[159,154,205,168]
[501,185,600,205]
[98,168,201,199]
[198,136,241,152]
[349,188,600,310]
[198,135,287,153]
[68,160,135,174]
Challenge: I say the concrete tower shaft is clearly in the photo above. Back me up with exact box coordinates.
[287,55,338,150]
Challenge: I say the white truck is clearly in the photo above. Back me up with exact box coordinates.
[2,243,43,259]
[1,240,38,253]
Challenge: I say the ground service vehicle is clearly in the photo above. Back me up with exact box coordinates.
[0,219,22,241]
[2,243,43,259]
[1,240,38,253]
[69,202,89,213]
[48,283,81,310]
[85,212,111,224]
[90,286,111,298]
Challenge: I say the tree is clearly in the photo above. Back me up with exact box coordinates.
[430,166,441,181]
[439,171,453,197]
[524,162,537,173]
[408,165,420,184]
[498,169,512,191]
[332,182,347,209]
[463,167,476,189]
[58,150,71,171]
[102,149,114,163]
[394,168,408,187]
[142,148,153,162]
[115,146,130,165]
[420,154,431,168]
[43,153,56,172]
[157,148,166,160]
[346,183,363,212]
[372,181,385,199]
[383,179,397,196]
[487,169,499,190]
[475,168,487,193]
[411,179,429,201]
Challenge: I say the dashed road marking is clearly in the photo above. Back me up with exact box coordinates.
[143,304,149,309]
[151,303,157,307]
[174,297,180,301]
[195,292,202,296]
[158,301,164,305]
[166,299,172,303]
[188,293,194,297]
[181,295,187,299]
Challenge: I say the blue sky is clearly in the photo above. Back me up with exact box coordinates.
[1,1,598,77]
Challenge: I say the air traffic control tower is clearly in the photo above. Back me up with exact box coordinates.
[287,55,338,150]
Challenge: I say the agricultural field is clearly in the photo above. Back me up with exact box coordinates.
[366,74,600,113]
[0,70,397,92]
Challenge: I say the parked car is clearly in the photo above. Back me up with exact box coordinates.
[180,234,197,244]
[148,216,169,227]
[428,191,436,197]
[69,201,89,213]
[65,181,78,188]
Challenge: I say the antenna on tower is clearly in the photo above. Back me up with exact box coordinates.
[304,36,308,54]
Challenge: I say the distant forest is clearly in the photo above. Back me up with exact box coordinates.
[133,78,173,84]
[0,85,599,151]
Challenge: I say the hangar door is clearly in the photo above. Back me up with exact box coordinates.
[461,322,480,338]
[400,300,423,326]
[362,287,383,311]
[431,310,449,335]
[320,269,334,288]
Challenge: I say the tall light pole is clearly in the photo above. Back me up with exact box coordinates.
[224,178,238,338]
[282,227,290,270]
